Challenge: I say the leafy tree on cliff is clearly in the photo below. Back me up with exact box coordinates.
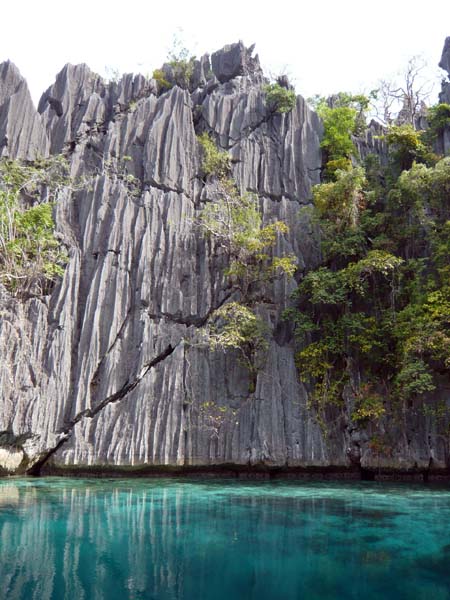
[286,92,450,432]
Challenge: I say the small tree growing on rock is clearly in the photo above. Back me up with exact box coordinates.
[0,155,70,297]
[264,82,296,114]
[197,136,296,377]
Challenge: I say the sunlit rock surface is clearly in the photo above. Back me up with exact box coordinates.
[0,41,448,477]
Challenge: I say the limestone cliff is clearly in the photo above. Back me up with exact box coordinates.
[439,36,450,155]
[0,42,448,480]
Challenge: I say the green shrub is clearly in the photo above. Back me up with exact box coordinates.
[166,34,196,89]
[197,133,231,178]
[313,166,366,231]
[427,103,450,137]
[199,177,296,297]
[264,83,296,114]
[385,124,428,171]
[207,302,268,377]
[352,385,386,422]
[312,93,370,181]
[0,156,69,296]
[168,57,195,89]
[394,358,436,399]
[152,69,172,92]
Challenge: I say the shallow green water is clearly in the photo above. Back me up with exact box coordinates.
[0,478,450,599]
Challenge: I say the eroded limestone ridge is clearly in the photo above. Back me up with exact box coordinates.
[0,41,448,479]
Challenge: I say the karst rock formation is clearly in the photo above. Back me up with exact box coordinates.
[0,40,449,479]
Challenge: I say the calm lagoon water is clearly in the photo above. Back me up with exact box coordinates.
[0,478,449,600]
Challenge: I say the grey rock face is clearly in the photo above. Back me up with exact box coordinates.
[439,36,450,75]
[438,37,450,155]
[0,61,49,160]
[191,54,214,90]
[353,119,388,164]
[0,42,448,477]
[38,63,107,154]
[440,83,450,105]
[211,41,263,84]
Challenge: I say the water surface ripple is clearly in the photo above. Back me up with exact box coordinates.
[0,478,449,599]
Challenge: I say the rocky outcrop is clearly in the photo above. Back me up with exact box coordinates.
[211,41,263,84]
[438,37,450,155]
[0,61,49,160]
[0,41,448,479]
[353,119,388,164]
[439,37,450,78]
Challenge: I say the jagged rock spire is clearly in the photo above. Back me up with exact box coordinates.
[439,37,450,104]
[439,36,450,77]
[211,41,263,83]
[0,61,48,159]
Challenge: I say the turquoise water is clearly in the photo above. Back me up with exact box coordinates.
[0,478,450,599]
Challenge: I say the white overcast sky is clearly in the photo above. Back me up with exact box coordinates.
[1,0,449,106]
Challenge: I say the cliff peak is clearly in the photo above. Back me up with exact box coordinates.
[439,36,450,76]
[0,60,49,160]
[211,41,262,83]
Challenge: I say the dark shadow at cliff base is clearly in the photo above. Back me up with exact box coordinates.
[33,463,450,484]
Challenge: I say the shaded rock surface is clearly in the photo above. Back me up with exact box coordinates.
[439,36,450,77]
[0,42,448,477]
[438,37,450,155]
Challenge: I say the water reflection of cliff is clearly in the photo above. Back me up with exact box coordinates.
[0,484,21,506]
[0,481,347,600]
[0,481,449,600]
